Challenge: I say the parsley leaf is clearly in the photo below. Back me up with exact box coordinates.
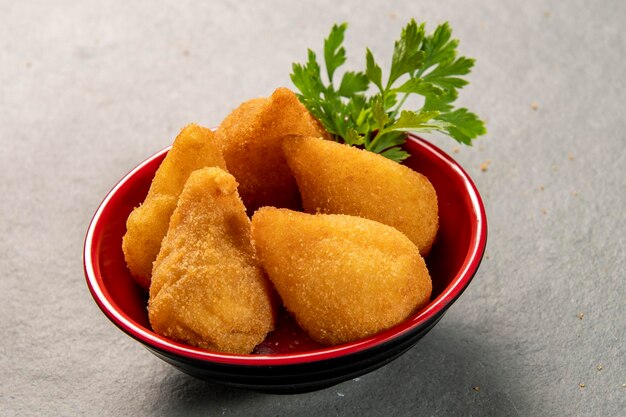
[365,48,384,93]
[290,19,486,162]
[338,71,369,97]
[388,20,426,88]
[323,23,348,83]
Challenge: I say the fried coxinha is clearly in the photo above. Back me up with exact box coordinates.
[122,124,226,290]
[283,136,438,256]
[251,207,432,346]
[149,167,276,354]
[122,87,439,352]
[215,87,329,213]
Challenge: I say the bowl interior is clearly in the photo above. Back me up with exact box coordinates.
[85,134,485,363]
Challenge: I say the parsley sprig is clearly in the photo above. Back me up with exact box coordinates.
[290,20,486,162]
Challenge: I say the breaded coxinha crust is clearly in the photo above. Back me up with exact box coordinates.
[149,168,276,354]
[251,207,432,346]
[215,87,329,213]
[122,124,227,290]
[283,136,439,256]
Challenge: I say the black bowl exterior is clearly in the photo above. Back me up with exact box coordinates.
[140,311,446,394]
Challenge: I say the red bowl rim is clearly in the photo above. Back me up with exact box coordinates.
[83,134,487,366]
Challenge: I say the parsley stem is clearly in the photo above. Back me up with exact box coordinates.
[389,68,426,119]
[390,93,410,119]
[367,130,385,152]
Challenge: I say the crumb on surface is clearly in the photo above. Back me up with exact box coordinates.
[541,208,548,215]
[480,160,491,172]
[579,383,586,389]
[567,153,574,161]
[577,312,584,320]
[596,364,603,371]
[452,146,460,154]
[472,386,480,392]
[531,101,539,110]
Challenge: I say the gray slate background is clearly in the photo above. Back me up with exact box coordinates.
[1,0,624,416]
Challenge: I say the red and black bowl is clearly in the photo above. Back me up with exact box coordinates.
[83,133,487,394]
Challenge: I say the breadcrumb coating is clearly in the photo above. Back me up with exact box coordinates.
[215,87,329,213]
[149,167,276,354]
[283,136,439,256]
[122,124,226,289]
[251,207,431,346]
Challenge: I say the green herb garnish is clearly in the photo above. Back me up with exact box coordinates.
[290,20,486,162]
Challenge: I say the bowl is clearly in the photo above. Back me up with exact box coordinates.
[83,133,487,394]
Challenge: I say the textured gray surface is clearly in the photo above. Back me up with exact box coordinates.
[1,0,624,416]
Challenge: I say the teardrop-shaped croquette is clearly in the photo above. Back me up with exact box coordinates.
[283,136,439,256]
[251,207,432,346]
[122,124,227,290]
[149,167,276,354]
[215,87,328,213]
